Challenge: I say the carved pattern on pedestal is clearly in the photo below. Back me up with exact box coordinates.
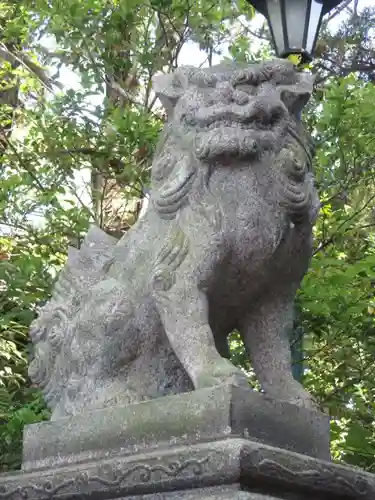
[0,457,209,500]
[3,440,375,499]
[243,447,374,498]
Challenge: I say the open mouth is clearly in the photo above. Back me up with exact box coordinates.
[203,120,253,131]
[187,104,287,131]
[194,123,278,162]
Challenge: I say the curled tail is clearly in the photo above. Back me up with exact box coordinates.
[28,226,117,411]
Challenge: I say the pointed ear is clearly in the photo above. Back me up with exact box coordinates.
[278,71,315,116]
[152,70,188,116]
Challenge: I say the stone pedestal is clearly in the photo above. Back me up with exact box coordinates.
[1,385,374,500]
[21,385,330,471]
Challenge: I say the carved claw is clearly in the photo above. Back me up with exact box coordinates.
[194,358,249,390]
[277,383,320,412]
[286,394,320,412]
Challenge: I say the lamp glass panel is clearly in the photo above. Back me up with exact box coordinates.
[284,0,309,50]
[306,0,324,53]
[266,0,285,55]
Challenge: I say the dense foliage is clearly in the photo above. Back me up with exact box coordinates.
[1,0,374,472]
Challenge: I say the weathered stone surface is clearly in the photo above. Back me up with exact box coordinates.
[28,59,320,421]
[22,385,330,472]
[117,487,279,499]
[2,438,375,500]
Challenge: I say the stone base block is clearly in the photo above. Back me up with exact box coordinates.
[1,438,375,500]
[1,384,371,499]
[22,384,330,471]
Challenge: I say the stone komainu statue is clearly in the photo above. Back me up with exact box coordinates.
[29,60,320,420]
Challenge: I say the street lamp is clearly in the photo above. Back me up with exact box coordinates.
[246,0,343,63]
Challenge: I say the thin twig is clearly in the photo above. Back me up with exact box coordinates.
[314,192,375,254]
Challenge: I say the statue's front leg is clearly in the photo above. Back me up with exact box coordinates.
[152,279,248,390]
[239,292,318,410]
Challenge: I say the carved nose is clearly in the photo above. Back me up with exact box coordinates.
[216,82,248,105]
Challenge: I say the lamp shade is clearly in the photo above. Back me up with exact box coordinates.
[247,0,343,61]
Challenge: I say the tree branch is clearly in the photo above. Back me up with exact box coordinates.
[0,44,63,92]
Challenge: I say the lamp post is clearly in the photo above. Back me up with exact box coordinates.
[246,0,343,63]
